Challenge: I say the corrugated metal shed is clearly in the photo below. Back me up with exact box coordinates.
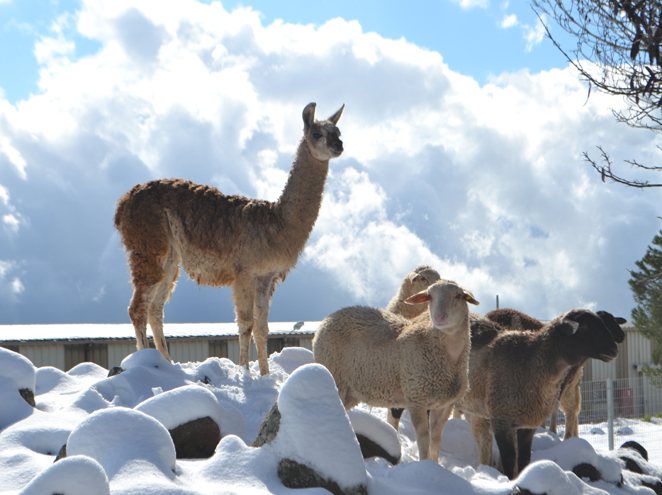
[0,321,318,370]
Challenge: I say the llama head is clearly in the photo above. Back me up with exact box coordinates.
[302,102,344,161]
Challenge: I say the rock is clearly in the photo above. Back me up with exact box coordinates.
[55,444,67,462]
[356,433,399,465]
[572,462,601,482]
[107,366,123,377]
[169,416,221,459]
[278,458,368,495]
[620,440,648,461]
[252,402,280,447]
[19,388,35,407]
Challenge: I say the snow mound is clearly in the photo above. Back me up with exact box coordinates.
[0,346,36,393]
[348,408,400,460]
[533,436,622,484]
[19,455,110,495]
[135,384,223,430]
[516,460,587,495]
[121,349,172,370]
[272,363,368,489]
[269,347,315,374]
[66,408,176,479]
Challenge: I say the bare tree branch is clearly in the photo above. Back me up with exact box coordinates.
[532,0,662,188]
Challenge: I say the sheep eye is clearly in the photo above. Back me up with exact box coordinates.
[312,131,322,139]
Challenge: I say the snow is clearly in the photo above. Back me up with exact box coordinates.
[272,363,368,489]
[0,345,660,495]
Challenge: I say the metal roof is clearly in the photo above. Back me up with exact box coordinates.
[0,321,318,344]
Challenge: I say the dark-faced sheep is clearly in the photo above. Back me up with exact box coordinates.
[459,309,623,479]
[313,279,479,461]
[114,102,344,375]
[484,307,625,439]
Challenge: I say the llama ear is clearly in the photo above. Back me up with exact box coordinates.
[303,102,316,129]
[327,104,344,125]
[405,290,431,305]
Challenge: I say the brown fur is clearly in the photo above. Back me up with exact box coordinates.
[459,309,621,479]
[484,308,584,440]
[114,102,344,374]
[385,265,441,319]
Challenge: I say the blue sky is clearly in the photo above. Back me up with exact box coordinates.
[0,0,660,326]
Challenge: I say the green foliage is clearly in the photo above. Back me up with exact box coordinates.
[629,229,662,365]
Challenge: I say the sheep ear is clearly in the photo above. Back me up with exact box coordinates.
[303,102,316,129]
[327,104,344,125]
[405,290,431,305]
[559,319,580,336]
[463,290,479,306]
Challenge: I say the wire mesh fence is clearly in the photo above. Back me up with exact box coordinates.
[560,376,662,464]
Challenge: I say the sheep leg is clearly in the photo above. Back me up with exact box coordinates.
[429,404,453,461]
[492,419,518,479]
[409,406,431,461]
[233,277,255,370]
[387,408,404,431]
[549,402,559,434]
[253,273,276,376]
[469,416,493,467]
[516,428,535,474]
[560,381,581,439]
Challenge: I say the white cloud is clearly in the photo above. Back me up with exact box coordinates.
[523,16,547,51]
[452,0,489,9]
[500,13,518,29]
[0,0,659,325]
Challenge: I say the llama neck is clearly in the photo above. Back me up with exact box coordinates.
[276,139,330,245]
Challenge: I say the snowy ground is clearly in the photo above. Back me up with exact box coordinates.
[1,345,661,495]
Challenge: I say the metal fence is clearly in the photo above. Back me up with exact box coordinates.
[563,377,662,464]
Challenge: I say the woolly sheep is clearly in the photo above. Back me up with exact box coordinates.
[458,309,623,479]
[313,279,479,461]
[384,265,441,430]
[484,307,625,439]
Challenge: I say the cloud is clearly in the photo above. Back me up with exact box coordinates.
[500,13,518,29]
[523,16,547,51]
[0,0,660,326]
[451,0,489,9]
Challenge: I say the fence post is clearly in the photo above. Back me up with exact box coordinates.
[606,377,614,450]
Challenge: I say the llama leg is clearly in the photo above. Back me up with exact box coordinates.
[253,273,276,376]
[128,285,155,351]
[147,255,179,361]
[126,250,166,354]
[409,406,431,461]
[233,277,255,369]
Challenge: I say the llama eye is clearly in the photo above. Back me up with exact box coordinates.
[312,132,322,139]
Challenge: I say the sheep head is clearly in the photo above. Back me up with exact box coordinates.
[302,102,344,161]
[405,280,479,333]
[554,309,621,363]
